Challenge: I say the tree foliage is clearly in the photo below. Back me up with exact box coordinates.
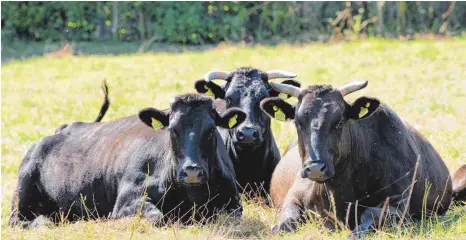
[2,1,465,44]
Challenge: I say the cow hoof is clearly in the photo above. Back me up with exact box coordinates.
[27,215,54,229]
[349,225,371,239]
[147,211,163,226]
[271,218,297,235]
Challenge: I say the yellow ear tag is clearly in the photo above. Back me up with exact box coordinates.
[273,106,286,121]
[358,102,371,118]
[151,117,164,130]
[228,114,238,128]
[278,92,288,100]
[204,85,214,97]
[358,107,369,118]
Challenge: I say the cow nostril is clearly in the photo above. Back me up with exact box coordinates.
[198,171,204,178]
[237,131,244,140]
[181,171,188,178]
[320,164,327,172]
[252,131,258,138]
[301,167,311,178]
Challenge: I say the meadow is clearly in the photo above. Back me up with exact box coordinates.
[2,39,466,239]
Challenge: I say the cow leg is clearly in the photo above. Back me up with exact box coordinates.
[211,178,243,218]
[272,176,327,234]
[350,202,403,238]
[349,207,382,238]
[9,183,55,229]
[9,160,52,228]
[111,184,163,225]
[112,198,163,224]
[23,215,54,229]
[272,202,304,234]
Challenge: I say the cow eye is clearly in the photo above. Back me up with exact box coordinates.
[208,128,216,139]
[335,119,345,129]
[170,129,180,138]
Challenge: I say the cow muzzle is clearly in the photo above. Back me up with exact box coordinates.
[179,164,206,185]
[301,160,334,182]
[235,126,262,146]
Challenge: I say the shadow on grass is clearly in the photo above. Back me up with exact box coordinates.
[208,215,270,239]
[1,40,218,63]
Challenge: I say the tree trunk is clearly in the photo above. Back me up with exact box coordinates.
[111,1,119,41]
[377,1,385,35]
[398,1,407,34]
[138,7,146,40]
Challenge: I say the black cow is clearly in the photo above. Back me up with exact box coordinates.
[260,81,452,236]
[194,67,300,198]
[9,94,245,228]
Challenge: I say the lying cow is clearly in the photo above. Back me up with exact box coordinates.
[194,67,300,198]
[452,164,466,204]
[260,81,452,236]
[9,94,245,228]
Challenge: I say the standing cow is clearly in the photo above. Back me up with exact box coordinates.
[260,81,452,236]
[194,67,300,199]
[9,94,245,228]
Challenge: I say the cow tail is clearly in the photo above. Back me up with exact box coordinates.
[94,79,110,122]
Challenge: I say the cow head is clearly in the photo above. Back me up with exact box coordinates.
[138,94,246,186]
[260,81,380,183]
[194,67,300,149]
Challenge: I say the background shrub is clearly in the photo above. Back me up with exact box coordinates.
[2,1,466,44]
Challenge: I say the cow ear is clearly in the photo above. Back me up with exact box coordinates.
[346,97,380,120]
[260,97,295,121]
[269,79,301,99]
[215,107,246,129]
[138,107,169,130]
[194,80,226,99]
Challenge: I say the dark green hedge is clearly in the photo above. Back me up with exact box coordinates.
[2,1,466,44]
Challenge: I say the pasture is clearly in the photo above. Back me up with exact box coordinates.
[2,39,466,239]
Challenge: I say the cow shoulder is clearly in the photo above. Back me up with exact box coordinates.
[270,144,301,209]
[214,132,236,183]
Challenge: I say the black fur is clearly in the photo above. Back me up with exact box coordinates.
[194,67,300,199]
[266,84,452,235]
[194,79,225,99]
[9,94,244,228]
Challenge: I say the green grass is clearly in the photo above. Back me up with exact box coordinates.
[2,39,466,239]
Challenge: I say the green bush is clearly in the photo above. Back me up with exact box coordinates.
[2,1,466,44]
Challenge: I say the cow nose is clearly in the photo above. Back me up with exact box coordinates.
[236,127,258,144]
[301,162,328,181]
[181,165,204,184]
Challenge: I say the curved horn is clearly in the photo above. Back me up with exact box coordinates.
[266,70,297,80]
[337,80,368,97]
[204,71,229,82]
[269,82,301,98]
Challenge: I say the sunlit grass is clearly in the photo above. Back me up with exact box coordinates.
[2,39,466,239]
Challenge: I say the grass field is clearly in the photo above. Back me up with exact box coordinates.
[2,39,466,239]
